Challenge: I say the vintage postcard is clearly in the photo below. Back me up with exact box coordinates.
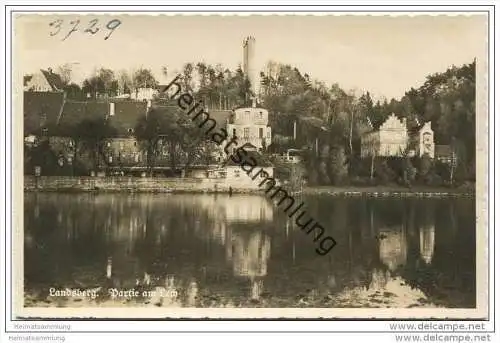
[11,11,489,320]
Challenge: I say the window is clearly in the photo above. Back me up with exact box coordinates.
[234,169,240,178]
[233,128,237,137]
[107,142,111,147]
[244,128,250,138]
[128,128,134,134]
[259,128,264,138]
[133,141,137,147]
[259,111,263,119]
[245,111,250,121]
[108,156,113,163]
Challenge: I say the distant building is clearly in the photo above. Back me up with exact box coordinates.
[361,113,436,159]
[130,87,158,101]
[435,144,455,164]
[24,68,64,92]
[227,107,272,152]
[408,121,435,158]
[361,113,408,158]
[208,145,274,187]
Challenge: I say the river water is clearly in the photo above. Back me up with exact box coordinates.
[24,193,475,309]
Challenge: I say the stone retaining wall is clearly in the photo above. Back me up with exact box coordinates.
[24,176,262,193]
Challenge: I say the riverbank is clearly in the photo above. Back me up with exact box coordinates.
[24,176,475,198]
[301,184,475,198]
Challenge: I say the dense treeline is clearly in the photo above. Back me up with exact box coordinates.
[25,60,475,187]
[259,60,475,187]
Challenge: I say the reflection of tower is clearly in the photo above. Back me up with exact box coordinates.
[243,36,258,103]
[419,224,435,264]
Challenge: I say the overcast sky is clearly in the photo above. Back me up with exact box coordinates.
[15,13,487,100]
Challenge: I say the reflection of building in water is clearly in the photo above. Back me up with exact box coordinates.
[378,225,407,272]
[419,223,435,264]
[369,268,391,289]
[230,230,271,278]
[191,195,274,246]
[228,230,271,300]
[214,196,274,223]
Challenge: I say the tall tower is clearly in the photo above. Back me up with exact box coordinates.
[243,36,258,105]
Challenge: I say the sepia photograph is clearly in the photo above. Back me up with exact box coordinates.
[10,11,489,321]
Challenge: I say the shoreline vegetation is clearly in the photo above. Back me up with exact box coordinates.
[24,176,475,197]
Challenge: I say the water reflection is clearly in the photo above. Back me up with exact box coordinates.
[24,193,475,309]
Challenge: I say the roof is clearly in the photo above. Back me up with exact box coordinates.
[408,122,425,134]
[109,101,148,136]
[58,101,108,128]
[40,69,64,91]
[225,149,273,167]
[24,91,65,135]
[206,109,232,132]
[435,145,453,157]
[239,142,258,151]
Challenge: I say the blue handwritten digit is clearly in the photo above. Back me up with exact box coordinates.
[104,19,121,40]
[48,19,63,36]
[62,19,80,41]
[84,19,100,34]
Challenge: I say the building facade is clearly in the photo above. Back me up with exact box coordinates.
[361,113,408,158]
[408,121,435,158]
[226,107,272,152]
[24,69,64,92]
[361,113,436,159]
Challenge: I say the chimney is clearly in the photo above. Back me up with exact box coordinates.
[109,102,115,116]
[47,67,52,74]
[252,98,256,108]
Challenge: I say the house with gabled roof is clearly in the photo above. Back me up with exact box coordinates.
[361,113,408,158]
[361,113,436,159]
[24,68,64,92]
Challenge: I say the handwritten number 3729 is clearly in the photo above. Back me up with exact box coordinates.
[49,18,121,41]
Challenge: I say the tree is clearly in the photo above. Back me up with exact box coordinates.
[418,153,433,184]
[117,69,133,95]
[403,156,417,188]
[57,63,73,86]
[82,68,118,98]
[134,108,170,175]
[73,117,117,172]
[133,68,158,89]
[63,83,84,100]
[329,145,348,185]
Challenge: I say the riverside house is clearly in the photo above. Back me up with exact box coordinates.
[360,113,435,159]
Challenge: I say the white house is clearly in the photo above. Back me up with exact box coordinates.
[409,121,435,158]
[226,106,272,152]
[361,113,436,159]
[361,113,408,158]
